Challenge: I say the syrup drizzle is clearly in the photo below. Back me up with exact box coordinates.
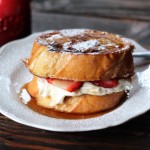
[36,29,133,54]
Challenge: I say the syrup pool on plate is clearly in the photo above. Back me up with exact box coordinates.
[20,83,127,120]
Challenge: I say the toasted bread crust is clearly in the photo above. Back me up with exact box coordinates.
[26,44,134,81]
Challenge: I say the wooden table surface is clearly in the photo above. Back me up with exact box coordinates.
[0,0,150,149]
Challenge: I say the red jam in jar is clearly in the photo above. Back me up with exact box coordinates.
[0,0,31,46]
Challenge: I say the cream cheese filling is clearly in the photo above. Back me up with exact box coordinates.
[37,78,132,107]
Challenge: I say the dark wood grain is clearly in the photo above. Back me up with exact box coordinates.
[31,0,150,49]
[0,0,150,149]
[0,111,150,150]
[32,0,150,21]
[32,12,150,50]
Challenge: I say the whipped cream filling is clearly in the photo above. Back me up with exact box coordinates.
[20,89,31,104]
[37,78,132,107]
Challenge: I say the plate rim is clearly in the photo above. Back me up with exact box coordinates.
[0,31,150,132]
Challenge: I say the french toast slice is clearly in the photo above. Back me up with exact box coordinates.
[25,29,134,81]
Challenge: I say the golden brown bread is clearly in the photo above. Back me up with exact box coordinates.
[27,76,126,114]
[36,91,125,114]
[25,29,134,81]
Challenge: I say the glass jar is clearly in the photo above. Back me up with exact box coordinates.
[0,0,31,46]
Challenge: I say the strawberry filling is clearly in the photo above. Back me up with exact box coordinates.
[91,79,119,88]
[46,78,119,92]
[46,78,83,92]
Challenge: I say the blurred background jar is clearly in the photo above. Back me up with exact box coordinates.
[0,0,31,46]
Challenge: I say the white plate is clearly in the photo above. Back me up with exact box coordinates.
[0,31,150,132]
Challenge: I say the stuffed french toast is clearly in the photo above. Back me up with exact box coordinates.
[22,29,134,116]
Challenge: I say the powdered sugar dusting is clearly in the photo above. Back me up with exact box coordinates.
[72,40,100,52]
[60,29,86,37]
[137,65,150,88]
[46,34,62,42]
[63,42,72,51]
[36,29,133,53]
[97,43,118,50]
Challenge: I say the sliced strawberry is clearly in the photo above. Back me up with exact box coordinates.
[46,78,83,92]
[92,79,119,88]
[67,82,83,92]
